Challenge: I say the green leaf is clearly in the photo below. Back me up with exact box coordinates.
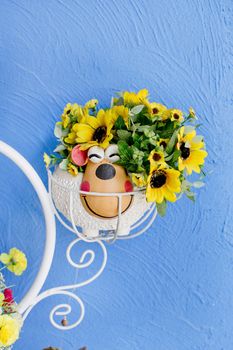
[54,123,69,138]
[59,158,69,170]
[117,130,132,141]
[185,190,196,201]
[53,144,66,152]
[192,181,205,188]
[54,123,63,138]
[114,116,126,129]
[137,125,151,133]
[156,200,167,217]
[130,105,145,115]
[117,140,133,162]
[115,97,124,106]
[166,130,178,154]
[172,149,181,162]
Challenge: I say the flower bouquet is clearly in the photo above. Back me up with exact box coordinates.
[0,248,27,349]
[44,89,207,235]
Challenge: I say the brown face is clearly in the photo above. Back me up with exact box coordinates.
[80,145,133,219]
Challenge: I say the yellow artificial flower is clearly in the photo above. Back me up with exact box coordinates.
[123,89,149,106]
[85,99,98,109]
[43,153,51,168]
[161,108,184,122]
[0,293,4,306]
[61,103,84,128]
[177,126,208,175]
[131,173,147,187]
[64,131,77,144]
[62,114,70,129]
[68,109,116,150]
[67,163,78,176]
[158,138,169,149]
[170,109,184,122]
[146,102,167,118]
[189,107,197,118]
[0,314,20,347]
[148,150,165,168]
[146,165,181,203]
[112,105,130,128]
[0,248,27,276]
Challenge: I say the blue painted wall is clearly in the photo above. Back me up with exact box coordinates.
[0,0,232,349]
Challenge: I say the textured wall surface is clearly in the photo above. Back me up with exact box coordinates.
[0,0,232,349]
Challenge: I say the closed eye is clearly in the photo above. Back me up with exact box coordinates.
[87,146,105,163]
[89,154,102,159]
[109,153,119,158]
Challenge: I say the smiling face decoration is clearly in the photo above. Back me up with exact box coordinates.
[80,144,133,219]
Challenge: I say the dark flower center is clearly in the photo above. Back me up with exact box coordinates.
[160,141,167,148]
[173,113,179,120]
[93,126,107,143]
[150,171,166,188]
[153,153,161,161]
[152,107,159,114]
[180,142,190,159]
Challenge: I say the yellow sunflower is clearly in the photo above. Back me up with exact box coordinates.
[146,102,167,119]
[131,173,147,187]
[170,109,184,122]
[157,138,169,149]
[161,108,184,122]
[66,109,116,150]
[61,103,84,128]
[177,126,207,175]
[123,89,149,106]
[146,165,181,203]
[148,150,165,168]
[112,105,129,128]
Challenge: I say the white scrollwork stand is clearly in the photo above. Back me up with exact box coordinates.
[0,140,156,333]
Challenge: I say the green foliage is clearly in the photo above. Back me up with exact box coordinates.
[45,90,207,216]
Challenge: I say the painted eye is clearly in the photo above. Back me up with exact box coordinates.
[105,144,120,163]
[87,146,105,163]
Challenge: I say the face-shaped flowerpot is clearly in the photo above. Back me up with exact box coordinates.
[80,145,134,219]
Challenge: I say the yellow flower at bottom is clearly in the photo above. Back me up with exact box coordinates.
[0,315,20,347]
[131,173,147,187]
[146,166,181,203]
[0,248,27,276]
[177,126,208,175]
[67,163,78,176]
